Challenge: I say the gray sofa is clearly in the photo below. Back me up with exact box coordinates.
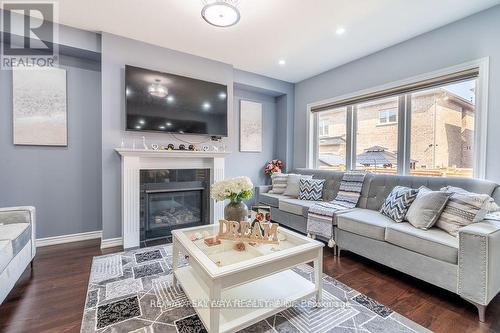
[0,206,36,304]
[256,168,500,322]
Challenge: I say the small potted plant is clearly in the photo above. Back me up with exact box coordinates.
[264,160,283,177]
[211,177,254,221]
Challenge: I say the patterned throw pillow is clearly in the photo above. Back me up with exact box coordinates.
[435,186,499,237]
[298,178,325,201]
[380,186,419,223]
[269,173,288,194]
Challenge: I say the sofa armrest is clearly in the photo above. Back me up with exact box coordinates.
[458,220,500,306]
[0,206,35,225]
[0,206,36,257]
[255,186,272,204]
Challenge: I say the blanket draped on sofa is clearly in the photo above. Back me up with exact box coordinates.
[306,172,366,247]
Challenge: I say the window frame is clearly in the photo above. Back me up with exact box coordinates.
[306,58,489,179]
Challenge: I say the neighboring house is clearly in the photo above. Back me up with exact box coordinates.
[318,88,475,170]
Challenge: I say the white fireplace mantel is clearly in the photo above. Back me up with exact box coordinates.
[115,148,229,249]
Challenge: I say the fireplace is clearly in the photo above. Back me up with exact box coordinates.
[140,169,210,244]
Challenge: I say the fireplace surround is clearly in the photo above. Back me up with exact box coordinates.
[115,149,228,249]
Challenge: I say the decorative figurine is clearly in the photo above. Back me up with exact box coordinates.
[188,144,195,151]
[202,145,209,151]
[234,242,246,252]
[178,144,186,150]
[151,144,159,150]
[167,143,175,150]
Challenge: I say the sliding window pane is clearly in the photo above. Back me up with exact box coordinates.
[317,107,347,170]
[355,97,399,173]
[409,80,476,178]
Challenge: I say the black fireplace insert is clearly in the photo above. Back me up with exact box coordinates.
[140,169,210,243]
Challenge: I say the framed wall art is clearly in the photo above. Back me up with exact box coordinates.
[239,100,262,152]
[12,67,68,146]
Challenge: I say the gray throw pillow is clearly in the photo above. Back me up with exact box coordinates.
[405,186,450,230]
[283,174,313,198]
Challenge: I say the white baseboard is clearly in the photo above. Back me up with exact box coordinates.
[101,237,123,249]
[36,230,102,247]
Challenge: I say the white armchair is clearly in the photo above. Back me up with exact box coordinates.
[0,206,36,304]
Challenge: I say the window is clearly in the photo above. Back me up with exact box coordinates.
[356,97,399,173]
[310,67,481,178]
[318,120,329,137]
[409,80,476,178]
[316,107,347,170]
[378,108,397,124]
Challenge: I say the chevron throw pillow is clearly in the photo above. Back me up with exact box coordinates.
[380,186,419,223]
[298,178,325,201]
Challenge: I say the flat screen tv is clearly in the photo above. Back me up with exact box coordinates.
[125,65,228,136]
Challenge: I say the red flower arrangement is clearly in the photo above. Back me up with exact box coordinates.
[264,160,283,176]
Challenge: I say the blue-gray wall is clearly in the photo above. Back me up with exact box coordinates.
[0,53,102,239]
[100,33,292,240]
[294,5,500,182]
[226,88,278,205]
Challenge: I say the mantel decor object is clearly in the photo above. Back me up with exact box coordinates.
[217,219,279,244]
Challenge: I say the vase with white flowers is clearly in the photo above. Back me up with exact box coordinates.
[211,176,254,222]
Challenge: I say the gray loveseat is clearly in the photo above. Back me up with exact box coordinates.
[0,206,36,304]
[256,168,500,321]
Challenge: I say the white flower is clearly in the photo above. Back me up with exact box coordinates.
[210,176,254,201]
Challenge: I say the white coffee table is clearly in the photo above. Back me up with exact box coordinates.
[171,224,324,333]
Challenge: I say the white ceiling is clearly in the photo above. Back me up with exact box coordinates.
[55,0,500,83]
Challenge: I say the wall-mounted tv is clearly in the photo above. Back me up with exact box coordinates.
[125,65,228,136]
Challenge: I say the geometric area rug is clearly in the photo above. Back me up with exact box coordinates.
[81,244,431,333]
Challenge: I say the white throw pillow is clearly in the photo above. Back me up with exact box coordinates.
[435,186,498,236]
[269,173,288,194]
[283,174,313,198]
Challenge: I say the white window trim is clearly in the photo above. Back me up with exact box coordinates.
[306,57,489,179]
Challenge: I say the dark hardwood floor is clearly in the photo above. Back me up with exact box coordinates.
[1,240,499,333]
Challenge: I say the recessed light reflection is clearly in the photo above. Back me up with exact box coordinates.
[166,95,175,103]
[138,119,145,125]
[202,102,211,110]
[159,125,166,130]
[135,125,142,129]
[166,122,172,126]
[218,92,227,100]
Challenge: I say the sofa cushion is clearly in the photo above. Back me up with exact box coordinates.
[279,198,317,217]
[0,240,13,273]
[0,223,31,257]
[385,222,458,264]
[337,208,396,241]
[259,193,287,207]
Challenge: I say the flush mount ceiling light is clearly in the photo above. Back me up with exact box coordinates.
[148,79,168,98]
[201,0,240,28]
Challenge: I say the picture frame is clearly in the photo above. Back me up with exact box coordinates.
[12,67,68,146]
[239,100,262,152]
